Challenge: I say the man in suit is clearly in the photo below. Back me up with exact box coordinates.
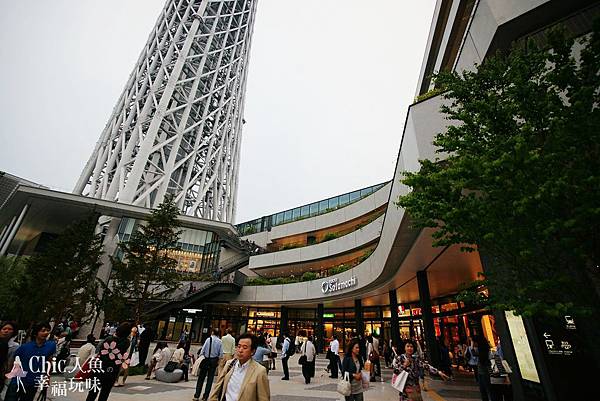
[208,333,270,401]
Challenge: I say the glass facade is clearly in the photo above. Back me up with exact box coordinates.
[116,217,221,274]
[236,182,388,235]
[153,294,492,356]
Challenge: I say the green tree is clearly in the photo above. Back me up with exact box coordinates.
[107,196,182,323]
[14,215,103,325]
[0,256,26,319]
[397,24,600,356]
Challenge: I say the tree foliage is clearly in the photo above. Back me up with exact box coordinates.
[6,215,104,325]
[107,196,182,323]
[0,256,27,319]
[397,23,600,318]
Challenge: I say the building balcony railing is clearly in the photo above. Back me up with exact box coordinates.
[236,181,388,235]
[245,247,374,286]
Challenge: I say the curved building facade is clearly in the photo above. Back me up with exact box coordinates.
[74,0,258,222]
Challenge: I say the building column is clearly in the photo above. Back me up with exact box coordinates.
[80,217,120,338]
[388,290,401,347]
[0,204,29,256]
[317,304,325,353]
[417,270,440,367]
[355,299,364,336]
[0,215,18,252]
[199,304,213,343]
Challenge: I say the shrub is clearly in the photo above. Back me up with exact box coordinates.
[320,232,339,242]
[358,249,374,263]
[301,272,318,281]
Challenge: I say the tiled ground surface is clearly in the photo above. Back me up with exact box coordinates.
[52,354,479,401]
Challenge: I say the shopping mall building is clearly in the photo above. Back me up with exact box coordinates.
[1,1,598,400]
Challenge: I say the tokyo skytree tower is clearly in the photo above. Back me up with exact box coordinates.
[74,0,257,222]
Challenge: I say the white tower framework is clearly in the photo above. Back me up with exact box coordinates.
[75,0,257,222]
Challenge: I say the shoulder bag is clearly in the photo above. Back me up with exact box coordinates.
[164,352,179,373]
[337,371,352,396]
[391,369,409,392]
[200,337,213,368]
[298,355,307,365]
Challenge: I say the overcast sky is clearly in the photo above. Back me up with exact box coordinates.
[0,0,436,223]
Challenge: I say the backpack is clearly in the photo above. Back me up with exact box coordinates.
[285,339,295,358]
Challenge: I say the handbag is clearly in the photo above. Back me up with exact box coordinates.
[337,371,352,396]
[298,355,307,365]
[391,369,409,391]
[369,350,379,362]
[192,355,204,376]
[199,337,213,368]
[164,360,179,373]
[164,352,179,373]
[129,351,140,367]
[361,371,370,389]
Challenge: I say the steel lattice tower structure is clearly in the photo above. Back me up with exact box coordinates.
[74,0,257,222]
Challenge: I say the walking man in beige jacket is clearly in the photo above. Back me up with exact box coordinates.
[208,333,270,401]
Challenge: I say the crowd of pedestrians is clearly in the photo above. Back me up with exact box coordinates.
[0,318,517,401]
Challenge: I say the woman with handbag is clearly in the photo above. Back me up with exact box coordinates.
[115,325,138,387]
[85,322,131,401]
[341,339,366,401]
[392,339,449,401]
[300,336,316,384]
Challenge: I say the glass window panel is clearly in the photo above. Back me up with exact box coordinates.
[275,213,283,225]
[339,194,350,206]
[309,203,319,216]
[319,200,329,212]
[349,191,360,202]
[284,210,292,222]
[292,208,301,219]
[301,205,310,217]
[329,197,339,209]
[361,187,373,197]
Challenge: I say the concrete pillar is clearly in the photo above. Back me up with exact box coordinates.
[355,299,364,336]
[79,217,121,338]
[317,303,324,353]
[0,205,29,256]
[0,225,8,247]
[0,216,18,252]
[279,306,288,341]
[417,270,440,367]
[388,290,401,347]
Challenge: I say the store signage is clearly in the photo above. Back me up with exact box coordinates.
[256,311,276,318]
[321,276,357,294]
[169,317,176,322]
[323,313,335,318]
[541,315,578,357]
[505,311,540,383]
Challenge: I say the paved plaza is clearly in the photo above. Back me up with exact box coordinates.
[57,354,479,401]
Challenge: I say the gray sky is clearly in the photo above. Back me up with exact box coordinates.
[0,0,436,224]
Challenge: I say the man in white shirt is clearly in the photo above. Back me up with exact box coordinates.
[220,328,236,372]
[280,334,291,380]
[208,333,270,401]
[328,335,341,379]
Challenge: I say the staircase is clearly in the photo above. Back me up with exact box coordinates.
[145,270,247,318]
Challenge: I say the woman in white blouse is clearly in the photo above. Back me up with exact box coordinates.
[301,336,316,384]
